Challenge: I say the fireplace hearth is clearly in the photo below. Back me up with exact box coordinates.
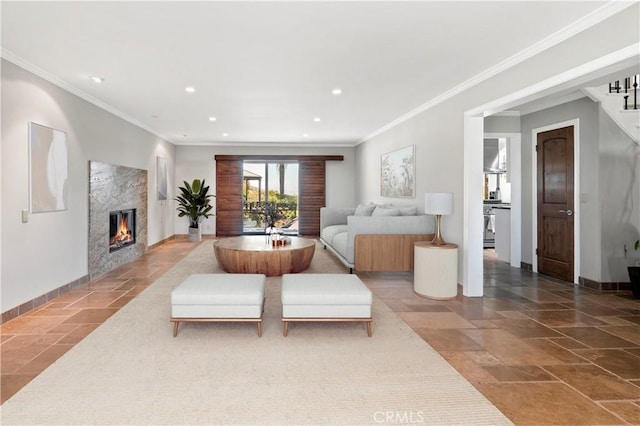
[109,209,136,252]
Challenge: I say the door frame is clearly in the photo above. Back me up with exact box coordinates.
[531,119,580,283]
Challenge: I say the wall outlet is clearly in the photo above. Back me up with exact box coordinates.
[21,209,29,223]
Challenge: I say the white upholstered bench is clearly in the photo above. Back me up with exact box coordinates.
[170,274,266,337]
[281,274,373,337]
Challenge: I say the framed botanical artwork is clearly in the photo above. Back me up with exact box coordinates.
[157,156,168,200]
[380,145,415,198]
[29,122,68,212]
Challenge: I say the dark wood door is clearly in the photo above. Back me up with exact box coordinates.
[298,160,325,236]
[537,126,574,282]
[215,159,243,236]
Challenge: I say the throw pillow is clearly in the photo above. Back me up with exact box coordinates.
[398,206,417,216]
[372,207,401,216]
[354,203,376,216]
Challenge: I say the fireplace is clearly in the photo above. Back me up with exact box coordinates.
[109,209,136,252]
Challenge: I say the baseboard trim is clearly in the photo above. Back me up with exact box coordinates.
[578,276,631,292]
[2,234,182,324]
[1,274,90,324]
[148,234,176,250]
[520,262,533,272]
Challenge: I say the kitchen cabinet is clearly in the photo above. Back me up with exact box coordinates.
[494,206,510,262]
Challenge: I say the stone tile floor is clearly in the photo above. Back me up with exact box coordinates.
[1,240,639,425]
[361,250,640,425]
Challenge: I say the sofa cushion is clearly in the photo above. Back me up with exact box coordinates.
[372,207,400,216]
[332,231,349,262]
[321,225,348,245]
[383,204,417,216]
[354,203,376,216]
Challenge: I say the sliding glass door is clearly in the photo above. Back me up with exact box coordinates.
[242,161,299,235]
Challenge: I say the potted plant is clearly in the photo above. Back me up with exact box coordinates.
[261,202,283,229]
[175,179,214,242]
[628,239,640,298]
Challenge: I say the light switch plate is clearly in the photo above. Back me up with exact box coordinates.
[22,209,29,223]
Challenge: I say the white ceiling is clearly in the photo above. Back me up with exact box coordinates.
[1,1,613,146]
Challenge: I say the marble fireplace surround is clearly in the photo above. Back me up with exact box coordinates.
[89,161,148,278]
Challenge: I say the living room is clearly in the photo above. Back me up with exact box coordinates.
[1,1,639,424]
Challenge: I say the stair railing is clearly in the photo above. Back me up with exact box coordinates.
[608,74,639,110]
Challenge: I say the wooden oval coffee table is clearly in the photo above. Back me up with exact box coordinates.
[214,236,316,277]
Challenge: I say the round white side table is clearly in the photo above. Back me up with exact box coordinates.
[413,242,458,300]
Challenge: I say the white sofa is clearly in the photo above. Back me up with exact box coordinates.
[319,204,434,273]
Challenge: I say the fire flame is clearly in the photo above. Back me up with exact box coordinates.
[113,216,132,244]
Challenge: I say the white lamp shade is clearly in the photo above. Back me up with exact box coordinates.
[425,192,453,215]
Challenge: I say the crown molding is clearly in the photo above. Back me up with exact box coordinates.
[359,0,636,145]
[1,48,172,144]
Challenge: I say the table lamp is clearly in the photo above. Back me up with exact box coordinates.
[425,192,453,245]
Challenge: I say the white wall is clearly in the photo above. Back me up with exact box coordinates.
[599,108,640,282]
[353,6,639,291]
[485,115,521,134]
[174,145,356,235]
[1,60,176,313]
[355,105,463,218]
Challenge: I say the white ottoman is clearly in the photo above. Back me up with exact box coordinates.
[281,274,373,337]
[171,274,266,337]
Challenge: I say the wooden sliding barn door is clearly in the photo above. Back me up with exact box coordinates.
[298,160,325,236]
[215,159,243,236]
[214,155,340,237]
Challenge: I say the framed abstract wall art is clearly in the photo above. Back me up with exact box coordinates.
[380,145,415,198]
[29,122,68,212]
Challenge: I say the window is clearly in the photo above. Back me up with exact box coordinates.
[242,161,299,235]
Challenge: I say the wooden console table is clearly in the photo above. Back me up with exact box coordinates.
[214,236,315,277]
[413,241,458,300]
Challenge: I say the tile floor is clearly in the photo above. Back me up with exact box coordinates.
[1,241,639,425]
[361,251,640,425]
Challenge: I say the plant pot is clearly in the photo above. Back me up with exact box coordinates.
[188,227,202,242]
[628,266,640,299]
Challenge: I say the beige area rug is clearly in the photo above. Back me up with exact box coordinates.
[1,240,511,425]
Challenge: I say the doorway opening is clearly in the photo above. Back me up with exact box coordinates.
[242,161,299,235]
[482,133,522,276]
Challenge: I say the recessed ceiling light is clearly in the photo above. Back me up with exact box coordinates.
[185,86,195,93]
[89,76,104,83]
[332,88,342,95]
[222,133,229,137]
[303,133,309,138]
[313,117,321,122]
[208,117,217,122]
